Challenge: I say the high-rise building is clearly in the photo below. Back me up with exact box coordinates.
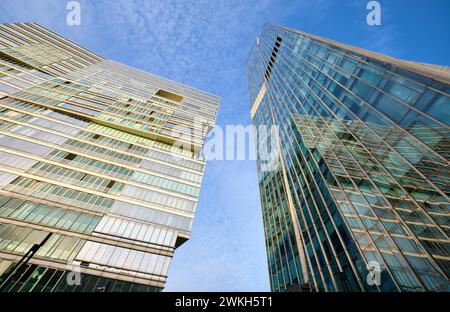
[247,24,449,292]
[0,22,219,292]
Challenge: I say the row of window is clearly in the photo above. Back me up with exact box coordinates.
[77,91,117,105]
[96,113,154,132]
[132,171,199,197]
[106,106,166,125]
[0,261,67,292]
[0,196,100,235]
[69,95,110,111]
[0,172,17,188]
[76,131,149,156]
[29,162,125,195]
[86,123,154,146]
[1,22,100,63]
[157,126,204,145]
[35,149,198,199]
[47,150,134,180]
[94,215,177,247]
[0,106,33,125]
[0,134,53,156]
[0,97,45,115]
[0,261,160,292]
[76,241,170,277]
[13,88,67,107]
[62,139,142,166]
[0,150,38,171]
[146,148,203,172]
[0,98,88,129]
[110,201,192,232]
[4,177,114,213]
[0,223,85,262]
[58,102,100,117]
[27,115,80,136]
[97,59,219,106]
[8,123,68,145]
[29,85,73,101]
[121,184,196,213]
[139,159,202,184]
[91,119,197,160]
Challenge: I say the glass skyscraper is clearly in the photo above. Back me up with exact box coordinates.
[247,24,449,292]
[0,22,219,292]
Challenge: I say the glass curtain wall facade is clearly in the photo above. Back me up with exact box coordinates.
[247,24,449,292]
[0,22,219,292]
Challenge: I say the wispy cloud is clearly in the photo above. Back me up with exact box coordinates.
[82,0,272,90]
[0,0,62,24]
[362,24,398,56]
[1,0,447,292]
[166,160,269,291]
[360,2,401,56]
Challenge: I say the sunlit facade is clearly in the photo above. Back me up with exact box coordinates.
[247,24,449,292]
[0,22,219,292]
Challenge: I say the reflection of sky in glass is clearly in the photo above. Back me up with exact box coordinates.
[0,0,448,291]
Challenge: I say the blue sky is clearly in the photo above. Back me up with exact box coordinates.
[0,0,449,291]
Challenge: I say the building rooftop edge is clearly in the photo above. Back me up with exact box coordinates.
[271,23,450,86]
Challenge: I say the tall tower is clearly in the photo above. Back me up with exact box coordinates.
[247,24,449,292]
[0,23,219,292]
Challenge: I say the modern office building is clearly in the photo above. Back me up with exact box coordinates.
[247,24,449,292]
[0,22,219,292]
